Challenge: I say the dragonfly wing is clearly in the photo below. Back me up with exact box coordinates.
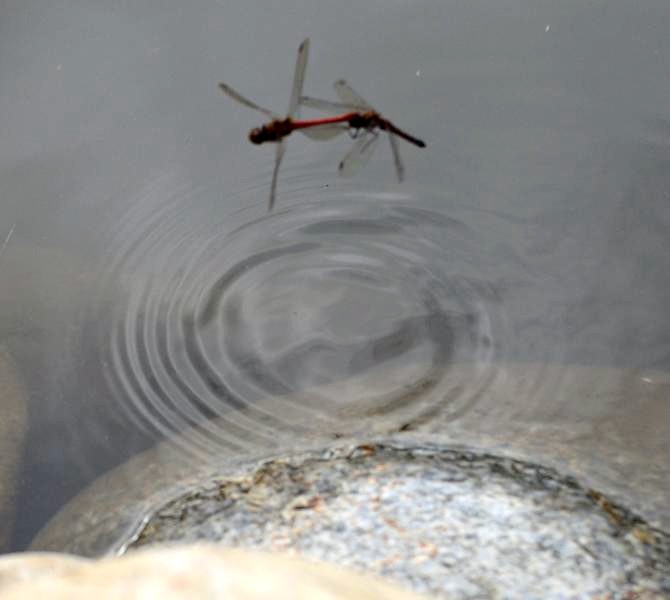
[219,83,276,118]
[299,123,349,140]
[339,131,379,177]
[268,141,286,211]
[388,132,405,183]
[300,95,361,114]
[334,80,372,110]
[288,39,310,118]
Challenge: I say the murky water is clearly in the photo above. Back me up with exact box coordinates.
[1,0,669,552]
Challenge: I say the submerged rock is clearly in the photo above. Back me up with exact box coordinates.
[32,363,670,559]
[27,363,670,597]
[0,347,28,550]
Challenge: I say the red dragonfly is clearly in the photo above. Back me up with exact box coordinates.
[219,39,313,210]
[299,80,426,183]
[219,39,426,209]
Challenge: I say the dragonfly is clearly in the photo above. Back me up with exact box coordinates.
[219,40,426,209]
[299,79,426,183]
[220,38,345,210]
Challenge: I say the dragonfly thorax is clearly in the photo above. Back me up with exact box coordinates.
[347,111,383,131]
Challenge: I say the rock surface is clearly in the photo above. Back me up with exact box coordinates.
[0,545,426,600]
[126,441,670,599]
[0,552,86,590]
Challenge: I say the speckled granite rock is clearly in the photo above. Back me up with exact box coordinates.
[127,442,670,600]
[0,545,427,600]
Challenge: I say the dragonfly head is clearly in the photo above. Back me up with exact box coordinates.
[249,127,266,144]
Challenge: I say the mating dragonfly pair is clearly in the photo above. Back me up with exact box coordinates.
[219,39,426,210]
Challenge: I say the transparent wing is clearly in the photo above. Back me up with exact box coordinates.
[299,123,349,140]
[339,131,379,177]
[268,141,286,211]
[334,80,372,110]
[219,83,276,118]
[300,95,361,114]
[388,132,405,182]
[288,39,310,118]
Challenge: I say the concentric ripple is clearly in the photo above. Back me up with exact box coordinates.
[100,175,510,457]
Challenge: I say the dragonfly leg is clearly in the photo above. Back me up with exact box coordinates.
[365,129,379,148]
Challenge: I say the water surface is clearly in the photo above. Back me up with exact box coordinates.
[1,0,669,551]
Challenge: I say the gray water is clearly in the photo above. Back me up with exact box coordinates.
[1,0,669,553]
